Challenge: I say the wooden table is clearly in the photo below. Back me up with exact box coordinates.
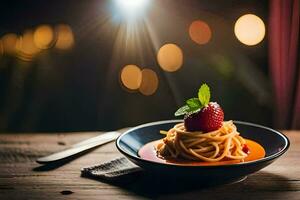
[0,130,299,200]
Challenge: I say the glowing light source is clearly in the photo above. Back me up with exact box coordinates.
[114,0,149,18]
[55,24,74,50]
[34,25,54,49]
[234,14,265,46]
[157,43,183,72]
[139,68,159,96]
[1,33,18,54]
[189,20,212,45]
[120,64,142,90]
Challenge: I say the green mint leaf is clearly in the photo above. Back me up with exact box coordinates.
[175,105,190,116]
[186,98,201,108]
[175,104,202,116]
[187,107,202,115]
[198,83,210,106]
[175,84,211,117]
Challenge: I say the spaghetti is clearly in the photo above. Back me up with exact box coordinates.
[156,121,248,162]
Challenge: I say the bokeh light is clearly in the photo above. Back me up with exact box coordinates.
[157,43,183,72]
[33,25,54,49]
[234,14,265,46]
[55,24,74,50]
[0,40,3,56]
[1,33,18,54]
[189,20,212,45]
[139,68,159,96]
[15,30,40,61]
[120,64,142,90]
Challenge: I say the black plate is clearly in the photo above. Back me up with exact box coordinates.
[116,120,289,184]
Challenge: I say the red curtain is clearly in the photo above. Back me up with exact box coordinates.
[269,0,300,129]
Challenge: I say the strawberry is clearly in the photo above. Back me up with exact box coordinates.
[184,111,202,132]
[184,102,224,132]
[176,84,224,132]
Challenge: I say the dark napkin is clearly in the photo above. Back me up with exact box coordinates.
[80,157,222,197]
[81,157,143,182]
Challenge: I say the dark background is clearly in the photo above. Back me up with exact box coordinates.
[0,0,272,132]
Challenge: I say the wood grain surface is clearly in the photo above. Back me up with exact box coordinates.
[0,130,299,200]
